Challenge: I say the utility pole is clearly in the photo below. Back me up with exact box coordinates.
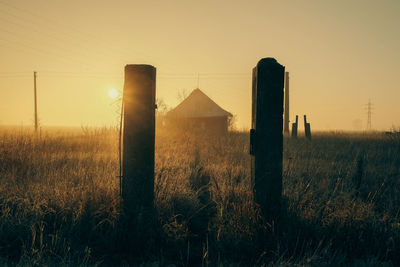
[283,72,290,134]
[366,99,373,131]
[34,71,38,133]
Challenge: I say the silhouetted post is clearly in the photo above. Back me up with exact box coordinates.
[291,115,298,138]
[250,58,285,222]
[304,115,311,140]
[122,64,156,218]
[34,71,38,133]
[283,72,290,134]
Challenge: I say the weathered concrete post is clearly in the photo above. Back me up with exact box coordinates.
[291,115,298,138]
[283,72,290,134]
[122,64,156,218]
[304,115,311,140]
[250,58,285,222]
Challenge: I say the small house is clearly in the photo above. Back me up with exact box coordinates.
[166,88,232,134]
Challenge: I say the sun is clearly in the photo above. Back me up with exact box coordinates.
[108,88,119,99]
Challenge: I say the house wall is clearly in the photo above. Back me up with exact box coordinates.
[167,116,229,135]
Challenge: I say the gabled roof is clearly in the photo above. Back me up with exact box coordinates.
[167,88,232,118]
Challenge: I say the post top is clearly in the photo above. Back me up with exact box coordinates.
[125,64,156,70]
[257,57,282,67]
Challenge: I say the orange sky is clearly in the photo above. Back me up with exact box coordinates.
[0,0,399,130]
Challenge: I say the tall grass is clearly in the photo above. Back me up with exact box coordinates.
[0,127,399,266]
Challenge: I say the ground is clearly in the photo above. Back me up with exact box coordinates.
[0,127,399,266]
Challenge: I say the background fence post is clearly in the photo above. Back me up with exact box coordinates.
[284,71,290,134]
[304,115,312,140]
[292,115,298,138]
[122,64,156,219]
[250,58,285,223]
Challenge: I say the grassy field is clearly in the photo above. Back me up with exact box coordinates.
[0,127,399,266]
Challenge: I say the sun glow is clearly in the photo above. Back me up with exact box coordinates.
[108,88,119,100]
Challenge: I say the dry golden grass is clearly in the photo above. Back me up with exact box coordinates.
[0,127,399,266]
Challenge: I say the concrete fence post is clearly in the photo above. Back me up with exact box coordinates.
[250,58,285,222]
[304,115,311,140]
[122,64,157,218]
[292,115,298,138]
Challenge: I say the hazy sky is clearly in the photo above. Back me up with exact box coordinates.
[0,0,399,130]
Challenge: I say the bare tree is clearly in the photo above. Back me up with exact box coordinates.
[177,89,189,102]
[227,114,237,131]
[156,98,169,116]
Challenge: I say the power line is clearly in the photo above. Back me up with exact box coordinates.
[0,15,109,65]
[0,10,130,67]
[0,2,253,77]
[0,71,31,74]
[0,75,31,78]
[0,34,98,69]
[0,70,251,79]
[0,0,155,62]
[0,71,31,78]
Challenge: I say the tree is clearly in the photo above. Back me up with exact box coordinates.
[227,114,237,131]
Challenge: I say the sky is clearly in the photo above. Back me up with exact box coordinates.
[0,0,399,130]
